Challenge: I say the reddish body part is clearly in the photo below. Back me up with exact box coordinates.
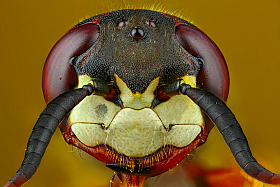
[62,121,208,177]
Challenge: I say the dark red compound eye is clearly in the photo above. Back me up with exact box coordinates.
[176,24,229,101]
[42,23,100,103]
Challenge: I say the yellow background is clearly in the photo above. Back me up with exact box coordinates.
[0,0,279,186]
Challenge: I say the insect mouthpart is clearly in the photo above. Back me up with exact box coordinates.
[60,74,207,176]
[63,121,207,176]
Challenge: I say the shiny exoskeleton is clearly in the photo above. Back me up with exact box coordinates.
[5,9,280,187]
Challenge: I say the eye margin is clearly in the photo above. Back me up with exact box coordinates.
[175,24,229,102]
[42,23,100,104]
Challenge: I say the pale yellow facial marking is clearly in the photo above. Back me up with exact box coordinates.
[70,75,121,128]
[71,108,201,157]
[115,74,159,109]
[69,74,204,157]
[77,74,93,88]
[181,75,197,88]
[154,75,203,129]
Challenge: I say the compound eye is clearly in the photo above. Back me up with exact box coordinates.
[118,20,128,27]
[42,23,100,103]
[175,24,229,101]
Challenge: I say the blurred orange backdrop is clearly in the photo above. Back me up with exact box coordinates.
[0,0,279,187]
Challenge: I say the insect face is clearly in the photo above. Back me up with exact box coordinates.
[59,9,209,176]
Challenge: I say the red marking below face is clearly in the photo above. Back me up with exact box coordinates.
[62,122,208,177]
